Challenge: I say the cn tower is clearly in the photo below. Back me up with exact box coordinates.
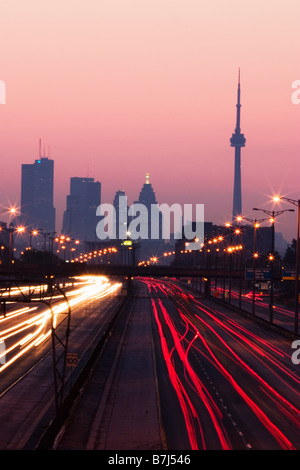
[230,69,246,221]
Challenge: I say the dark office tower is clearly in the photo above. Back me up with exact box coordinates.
[137,173,159,238]
[62,177,101,242]
[136,173,163,259]
[21,145,56,232]
[230,69,246,221]
[113,190,128,239]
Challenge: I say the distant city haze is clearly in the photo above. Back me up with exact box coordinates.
[0,1,299,243]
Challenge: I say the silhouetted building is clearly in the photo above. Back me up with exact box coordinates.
[62,177,101,242]
[21,148,55,233]
[113,190,128,239]
[134,173,164,260]
[230,69,246,221]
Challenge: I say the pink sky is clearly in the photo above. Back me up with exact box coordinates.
[0,0,299,243]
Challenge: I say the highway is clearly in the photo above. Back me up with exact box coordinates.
[0,275,123,449]
[54,278,300,451]
[0,275,299,450]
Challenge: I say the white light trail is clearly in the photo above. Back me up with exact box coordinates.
[0,276,121,373]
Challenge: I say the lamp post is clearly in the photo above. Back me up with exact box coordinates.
[241,217,268,316]
[273,196,300,335]
[224,223,233,304]
[0,207,18,272]
[253,207,294,323]
[225,222,243,305]
[7,224,25,276]
[29,229,41,263]
[29,229,38,250]
[206,242,212,297]
[235,216,244,309]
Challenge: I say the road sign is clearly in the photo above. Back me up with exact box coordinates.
[256,282,270,291]
[245,268,272,280]
[282,269,298,280]
[66,353,78,368]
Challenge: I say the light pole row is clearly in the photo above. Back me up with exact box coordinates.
[240,217,268,316]
[234,200,297,334]
[252,208,294,322]
[273,196,300,335]
[227,208,294,322]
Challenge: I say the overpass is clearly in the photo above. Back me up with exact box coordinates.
[0,263,254,280]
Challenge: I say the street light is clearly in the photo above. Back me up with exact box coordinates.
[6,224,25,275]
[273,195,300,335]
[239,216,268,315]
[224,223,235,304]
[225,220,245,308]
[0,207,17,216]
[253,207,294,323]
[29,229,39,247]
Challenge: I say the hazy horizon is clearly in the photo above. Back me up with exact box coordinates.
[0,1,299,244]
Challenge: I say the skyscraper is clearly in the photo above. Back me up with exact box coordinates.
[135,173,163,259]
[230,69,246,221]
[138,173,157,212]
[21,143,56,232]
[62,177,101,242]
[113,190,128,239]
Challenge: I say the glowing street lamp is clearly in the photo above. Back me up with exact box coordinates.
[5,224,26,275]
[0,206,17,216]
[224,220,244,306]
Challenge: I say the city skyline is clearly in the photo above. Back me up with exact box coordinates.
[0,1,299,244]
[0,145,296,253]
[1,159,290,259]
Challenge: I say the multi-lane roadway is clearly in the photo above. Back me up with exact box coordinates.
[0,275,123,449]
[146,279,300,450]
[55,277,300,451]
[0,275,299,450]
